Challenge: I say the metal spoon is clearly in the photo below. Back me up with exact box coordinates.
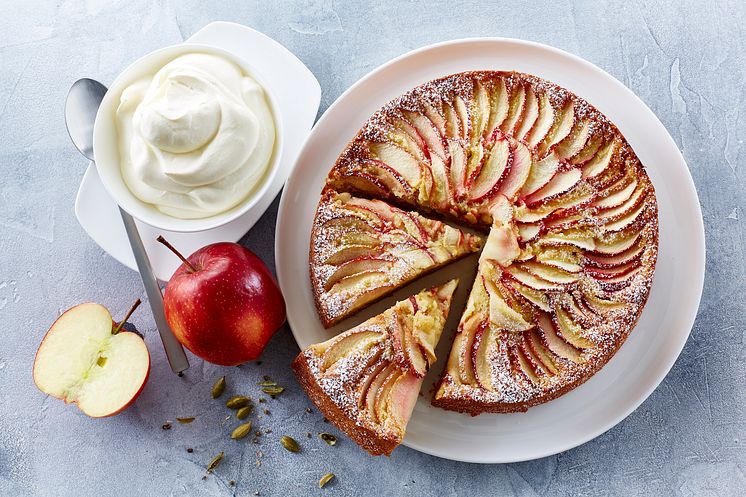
[65,78,189,374]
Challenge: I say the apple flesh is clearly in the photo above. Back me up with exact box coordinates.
[161,241,286,366]
[33,302,149,418]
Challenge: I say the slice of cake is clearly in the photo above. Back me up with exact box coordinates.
[310,189,480,327]
[292,280,458,455]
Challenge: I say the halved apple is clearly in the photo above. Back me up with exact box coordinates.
[33,302,150,418]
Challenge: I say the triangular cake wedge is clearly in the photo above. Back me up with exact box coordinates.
[310,189,481,327]
[292,280,458,455]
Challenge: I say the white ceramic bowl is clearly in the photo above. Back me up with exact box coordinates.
[93,43,284,233]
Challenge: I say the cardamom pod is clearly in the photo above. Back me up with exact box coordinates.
[226,396,250,409]
[207,452,224,472]
[261,386,285,396]
[236,406,253,420]
[211,376,226,399]
[280,435,300,453]
[231,422,253,440]
[319,433,337,446]
[176,417,195,424]
[319,473,335,488]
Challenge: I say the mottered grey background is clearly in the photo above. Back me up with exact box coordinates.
[1,0,743,495]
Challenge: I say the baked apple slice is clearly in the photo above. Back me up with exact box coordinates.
[310,189,481,327]
[292,281,458,456]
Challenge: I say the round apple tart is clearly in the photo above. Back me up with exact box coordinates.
[306,71,658,417]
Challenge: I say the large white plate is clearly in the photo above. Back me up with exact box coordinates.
[75,22,320,280]
[275,38,705,463]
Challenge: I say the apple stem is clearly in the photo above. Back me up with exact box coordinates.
[156,235,198,272]
[113,298,142,335]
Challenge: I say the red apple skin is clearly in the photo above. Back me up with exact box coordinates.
[163,242,286,366]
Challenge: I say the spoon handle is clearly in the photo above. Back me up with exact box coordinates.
[119,208,190,373]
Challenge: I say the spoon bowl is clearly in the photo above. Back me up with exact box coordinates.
[65,78,107,161]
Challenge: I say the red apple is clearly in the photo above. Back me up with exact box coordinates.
[33,300,149,417]
[159,238,286,366]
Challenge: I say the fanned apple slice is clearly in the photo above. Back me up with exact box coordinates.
[570,134,603,165]
[501,83,526,136]
[593,232,640,255]
[505,265,563,292]
[453,95,471,140]
[497,140,532,200]
[526,92,555,148]
[593,178,638,209]
[582,140,617,179]
[517,222,541,242]
[584,242,643,268]
[536,311,583,363]
[448,140,468,199]
[293,282,458,456]
[472,82,491,141]
[311,191,481,327]
[404,111,447,161]
[524,168,583,206]
[555,120,591,160]
[470,137,510,201]
[324,245,385,265]
[504,278,551,312]
[521,261,579,285]
[526,329,559,375]
[485,78,509,138]
[554,307,594,348]
[368,142,422,188]
[520,152,560,198]
[514,86,539,141]
[603,202,647,232]
[538,101,575,157]
[541,231,596,251]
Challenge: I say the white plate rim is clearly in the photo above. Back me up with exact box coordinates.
[275,37,705,463]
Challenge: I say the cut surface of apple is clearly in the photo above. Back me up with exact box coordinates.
[33,303,149,418]
[292,281,458,456]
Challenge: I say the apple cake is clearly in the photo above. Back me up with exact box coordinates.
[310,70,658,415]
[292,280,458,455]
[310,188,481,327]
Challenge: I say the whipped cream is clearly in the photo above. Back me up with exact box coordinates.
[115,53,275,219]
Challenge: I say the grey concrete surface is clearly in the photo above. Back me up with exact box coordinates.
[1,1,743,495]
